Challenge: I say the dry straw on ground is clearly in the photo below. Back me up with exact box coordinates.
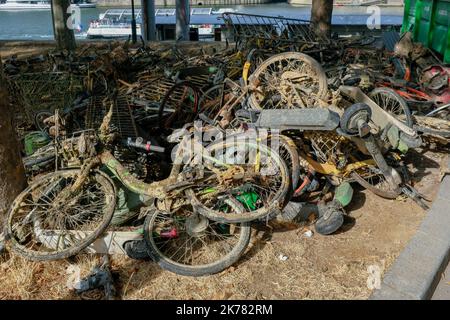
[0,150,446,300]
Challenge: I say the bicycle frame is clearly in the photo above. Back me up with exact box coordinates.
[99,150,184,198]
[76,129,273,203]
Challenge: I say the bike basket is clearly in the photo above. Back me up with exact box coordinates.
[85,95,138,139]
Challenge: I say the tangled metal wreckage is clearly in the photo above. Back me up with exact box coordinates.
[1,13,449,299]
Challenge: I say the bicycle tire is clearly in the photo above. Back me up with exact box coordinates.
[185,140,291,223]
[158,81,199,130]
[232,132,300,191]
[248,52,328,110]
[143,203,251,277]
[278,135,301,191]
[369,87,413,128]
[7,169,116,261]
[351,171,400,199]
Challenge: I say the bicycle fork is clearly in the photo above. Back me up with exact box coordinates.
[357,120,402,193]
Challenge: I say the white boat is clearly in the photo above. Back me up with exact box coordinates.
[73,0,96,8]
[0,0,50,10]
[0,0,96,11]
[87,9,143,38]
[87,8,235,39]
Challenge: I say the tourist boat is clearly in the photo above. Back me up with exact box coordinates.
[0,0,96,11]
[87,8,235,39]
[72,0,96,8]
[87,9,143,38]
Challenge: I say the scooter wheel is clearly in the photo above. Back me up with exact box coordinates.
[314,209,344,235]
[340,103,372,135]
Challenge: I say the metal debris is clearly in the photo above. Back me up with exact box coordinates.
[2,15,449,285]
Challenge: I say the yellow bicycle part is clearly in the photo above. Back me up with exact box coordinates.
[242,61,251,84]
[254,148,261,173]
[302,154,376,177]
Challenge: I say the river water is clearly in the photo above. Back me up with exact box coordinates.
[0,4,404,40]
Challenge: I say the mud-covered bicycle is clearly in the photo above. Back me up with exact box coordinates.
[7,105,291,276]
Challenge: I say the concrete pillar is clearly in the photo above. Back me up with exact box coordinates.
[175,0,190,41]
[141,0,156,42]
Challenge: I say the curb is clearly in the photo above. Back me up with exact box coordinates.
[370,158,450,300]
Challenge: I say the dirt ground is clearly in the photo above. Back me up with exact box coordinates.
[0,148,447,300]
[1,40,448,300]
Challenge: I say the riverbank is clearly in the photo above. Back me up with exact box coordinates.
[0,41,55,58]
[0,40,229,59]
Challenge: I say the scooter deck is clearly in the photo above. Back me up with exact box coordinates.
[252,108,340,131]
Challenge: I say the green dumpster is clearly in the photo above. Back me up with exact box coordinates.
[401,0,450,63]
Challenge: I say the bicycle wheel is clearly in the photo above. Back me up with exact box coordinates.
[243,49,269,84]
[184,140,290,223]
[369,87,413,127]
[143,202,251,277]
[248,52,328,110]
[236,133,300,191]
[7,169,116,261]
[351,166,400,199]
[273,135,300,191]
[158,81,199,130]
[198,84,228,121]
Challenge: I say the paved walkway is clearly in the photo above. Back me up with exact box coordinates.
[432,262,450,300]
[371,158,450,300]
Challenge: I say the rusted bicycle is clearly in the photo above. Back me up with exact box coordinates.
[7,102,290,276]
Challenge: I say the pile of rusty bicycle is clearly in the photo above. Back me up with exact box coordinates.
[2,13,449,280]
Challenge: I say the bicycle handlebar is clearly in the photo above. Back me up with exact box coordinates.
[123,138,165,153]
